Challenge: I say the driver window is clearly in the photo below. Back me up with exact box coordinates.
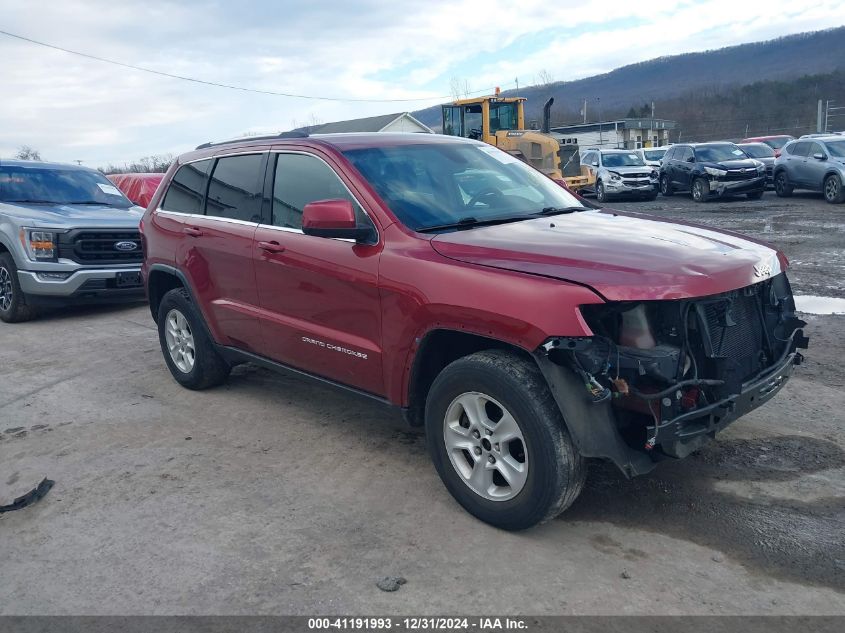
[463,106,483,140]
[272,153,367,230]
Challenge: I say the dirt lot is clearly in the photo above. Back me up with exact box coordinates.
[1,190,844,615]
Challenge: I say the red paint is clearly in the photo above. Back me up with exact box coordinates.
[107,173,164,208]
[142,133,790,406]
[302,199,357,230]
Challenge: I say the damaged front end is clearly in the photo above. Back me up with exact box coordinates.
[535,272,809,477]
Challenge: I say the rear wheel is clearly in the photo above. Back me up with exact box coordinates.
[659,174,673,196]
[157,287,231,389]
[774,172,793,197]
[0,253,37,323]
[692,177,709,203]
[823,174,845,204]
[425,350,586,530]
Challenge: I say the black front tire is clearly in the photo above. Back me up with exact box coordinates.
[595,181,607,203]
[425,350,586,531]
[692,177,710,203]
[0,253,37,323]
[157,287,231,390]
[774,172,793,197]
[659,174,673,196]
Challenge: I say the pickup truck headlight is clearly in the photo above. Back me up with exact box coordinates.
[608,172,622,182]
[20,229,57,261]
[704,167,728,178]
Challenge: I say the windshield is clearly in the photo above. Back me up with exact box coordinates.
[601,152,645,167]
[739,144,774,158]
[694,144,746,163]
[642,149,666,161]
[343,143,587,232]
[826,140,845,158]
[0,165,133,207]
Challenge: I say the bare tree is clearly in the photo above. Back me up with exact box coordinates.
[15,146,42,161]
[99,153,175,175]
[449,77,471,101]
[536,68,555,88]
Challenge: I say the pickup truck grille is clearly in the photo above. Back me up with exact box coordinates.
[57,229,143,265]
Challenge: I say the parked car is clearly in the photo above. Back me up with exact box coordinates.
[737,142,775,186]
[773,136,845,204]
[633,146,670,168]
[799,132,843,139]
[739,135,794,158]
[0,159,144,322]
[579,148,658,202]
[142,133,808,530]
[659,142,766,202]
[107,173,164,208]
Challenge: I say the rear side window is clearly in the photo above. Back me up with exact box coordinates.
[160,159,211,214]
[680,147,694,162]
[271,153,366,230]
[788,142,811,157]
[205,154,264,222]
[664,147,676,161]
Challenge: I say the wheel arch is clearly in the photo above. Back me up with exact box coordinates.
[146,264,189,323]
[404,329,534,427]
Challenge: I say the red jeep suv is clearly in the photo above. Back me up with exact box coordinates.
[141,132,808,530]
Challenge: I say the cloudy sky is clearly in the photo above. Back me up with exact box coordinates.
[1,0,844,167]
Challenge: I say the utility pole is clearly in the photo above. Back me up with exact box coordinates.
[582,98,587,124]
[818,99,824,133]
[597,98,603,146]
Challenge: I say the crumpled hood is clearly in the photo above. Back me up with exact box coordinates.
[0,201,143,228]
[430,210,784,301]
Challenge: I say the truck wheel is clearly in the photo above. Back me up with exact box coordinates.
[774,172,793,197]
[659,174,673,196]
[823,174,845,204]
[0,253,37,323]
[692,177,709,202]
[425,350,586,530]
[157,287,230,389]
[595,181,607,203]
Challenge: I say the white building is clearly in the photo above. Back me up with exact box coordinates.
[551,118,676,149]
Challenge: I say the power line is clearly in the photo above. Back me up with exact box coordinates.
[0,29,503,104]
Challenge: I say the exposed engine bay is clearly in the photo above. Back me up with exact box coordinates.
[543,272,809,461]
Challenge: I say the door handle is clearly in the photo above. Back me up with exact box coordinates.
[183,227,203,237]
[258,240,286,253]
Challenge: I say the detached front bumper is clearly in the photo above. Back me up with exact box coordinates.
[709,175,766,196]
[604,180,659,197]
[17,267,144,304]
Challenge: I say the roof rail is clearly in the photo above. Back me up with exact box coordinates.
[195,130,309,150]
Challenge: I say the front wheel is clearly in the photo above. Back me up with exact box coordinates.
[824,174,845,204]
[0,253,37,323]
[157,287,231,389]
[774,172,793,197]
[692,177,710,203]
[659,174,673,196]
[425,350,586,530]
[595,181,607,203]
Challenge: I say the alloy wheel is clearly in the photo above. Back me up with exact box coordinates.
[165,308,196,373]
[825,176,841,202]
[0,266,13,312]
[443,392,528,501]
[693,180,704,201]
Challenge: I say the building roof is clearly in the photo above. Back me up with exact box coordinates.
[293,112,432,134]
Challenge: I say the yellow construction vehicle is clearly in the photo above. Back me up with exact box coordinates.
[441,92,592,190]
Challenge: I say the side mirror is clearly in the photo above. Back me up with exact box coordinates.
[302,199,373,242]
[591,161,599,167]
[813,153,827,161]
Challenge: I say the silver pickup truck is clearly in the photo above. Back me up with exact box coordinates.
[0,159,145,322]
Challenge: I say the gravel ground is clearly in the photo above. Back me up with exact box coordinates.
[1,190,843,615]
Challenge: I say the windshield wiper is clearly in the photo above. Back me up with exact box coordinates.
[535,206,585,216]
[418,215,529,233]
[3,199,57,204]
[68,201,110,205]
